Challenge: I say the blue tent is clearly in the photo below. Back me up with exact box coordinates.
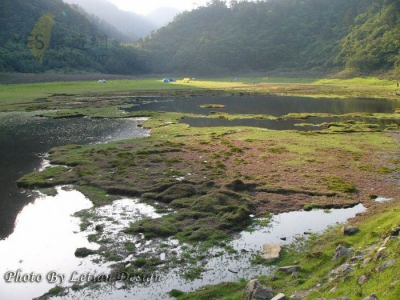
[162,78,169,83]
[169,78,176,82]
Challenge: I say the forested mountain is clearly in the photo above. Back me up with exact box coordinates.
[139,0,400,75]
[335,0,400,74]
[1,0,399,76]
[0,0,145,74]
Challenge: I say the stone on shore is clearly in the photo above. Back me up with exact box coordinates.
[278,266,301,273]
[271,293,286,300]
[376,259,397,272]
[332,244,352,261]
[342,226,359,235]
[358,274,368,285]
[363,294,378,300]
[391,227,400,236]
[245,279,274,300]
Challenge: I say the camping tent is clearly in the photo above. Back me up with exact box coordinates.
[162,78,169,83]
[169,78,176,82]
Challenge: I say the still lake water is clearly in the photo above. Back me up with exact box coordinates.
[125,95,400,130]
[0,95,398,299]
[125,95,400,116]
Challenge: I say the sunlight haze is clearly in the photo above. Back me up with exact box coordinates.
[108,0,209,15]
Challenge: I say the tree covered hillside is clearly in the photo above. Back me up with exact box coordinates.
[1,0,399,76]
[336,0,400,74]
[139,0,400,75]
[0,0,145,74]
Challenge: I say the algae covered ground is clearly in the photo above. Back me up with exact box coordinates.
[2,76,400,299]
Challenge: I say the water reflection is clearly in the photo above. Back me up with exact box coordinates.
[0,187,101,299]
[124,95,400,116]
[125,95,400,130]
[0,113,149,240]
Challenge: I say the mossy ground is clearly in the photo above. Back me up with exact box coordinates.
[18,118,399,240]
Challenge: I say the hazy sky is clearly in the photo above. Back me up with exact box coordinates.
[109,0,210,15]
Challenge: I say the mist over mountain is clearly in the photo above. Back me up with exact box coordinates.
[62,0,179,38]
[146,7,181,28]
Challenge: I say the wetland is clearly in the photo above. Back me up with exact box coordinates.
[0,77,399,299]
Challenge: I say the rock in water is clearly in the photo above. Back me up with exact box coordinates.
[115,281,126,290]
[74,247,96,258]
[95,224,104,232]
[262,244,282,262]
[245,279,274,300]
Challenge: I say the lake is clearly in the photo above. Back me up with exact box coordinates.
[124,95,400,116]
[124,95,400,130]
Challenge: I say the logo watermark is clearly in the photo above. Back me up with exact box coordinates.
[27,13,55,63]
[15,13,117,65]
[3,269,166,287]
